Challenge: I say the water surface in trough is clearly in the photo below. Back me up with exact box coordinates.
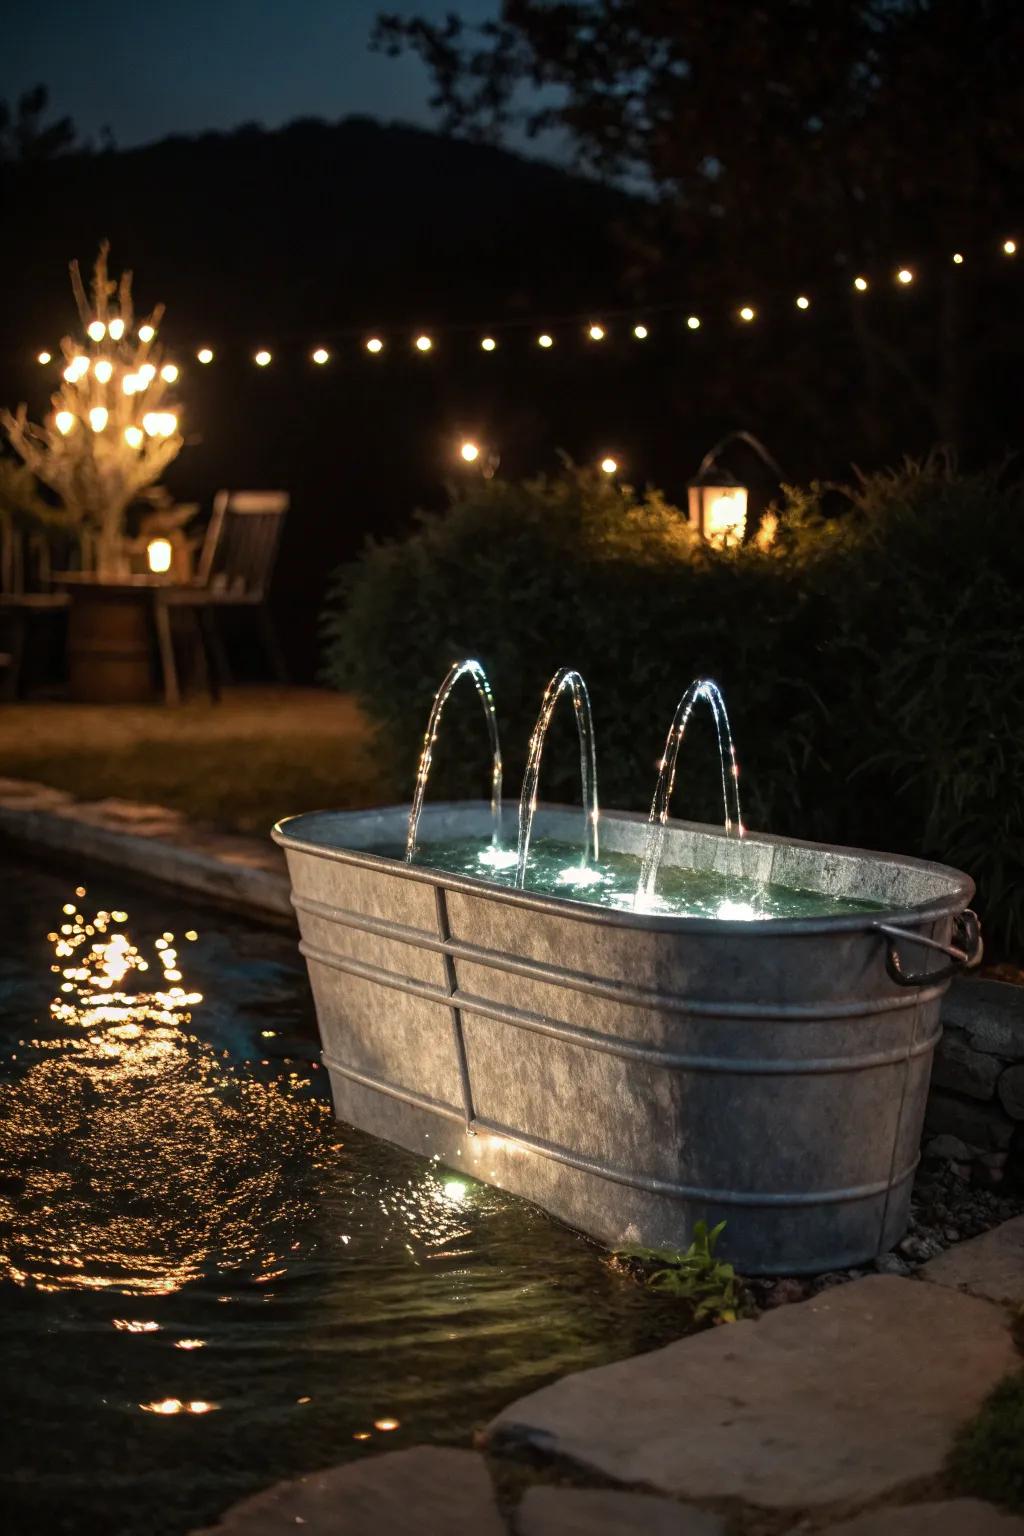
[0,857,691,1536]
[401,835,885,920]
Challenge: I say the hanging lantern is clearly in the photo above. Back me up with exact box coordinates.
[687,464,748,549]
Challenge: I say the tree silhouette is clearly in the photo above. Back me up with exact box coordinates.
[0,85,76,162]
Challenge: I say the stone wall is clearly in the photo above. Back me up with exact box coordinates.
[926,978,1024,1190]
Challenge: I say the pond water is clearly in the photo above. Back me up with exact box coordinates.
[0,855,689,1536]
[400,835,885,919]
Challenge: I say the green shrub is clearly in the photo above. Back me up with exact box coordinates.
[321,457,1024,959]
[949,1372,1024,1510]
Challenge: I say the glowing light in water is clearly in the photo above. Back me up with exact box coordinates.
[716,899,758,921]
[442,1180,468,1204]
[555,864,604,888]
[516,668,599,888]
[476,845,518,871]
[635,678,743,910]
[406,659,503,862]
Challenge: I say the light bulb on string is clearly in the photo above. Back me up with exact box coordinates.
[896,268,914,285]
[460,441,480,463]
[633,323,648,339]
[738,306,756,322]
[37,350,51,365]
[197,347,214,364]
[138,363,156,383]
[853,276,869,292]
[312,348,330,365]
[415,335,433,352]
[480,336,497,351]
[588,323,606,341]
[366,337,384,354]
[108,317,125,341]
[88,406,108,432]
[160,363,179,382]
[537,333,554,348]
[55,411,75,435]
[952,252,964,265]
[87,320,105,342]
[1003,239,1017,255]
[600,456,618,475]
[795,295,810,310]
[93,359,113,383]
[124,425,144,449]
[138,323,156,343]
[254,350,272,367]
[686,315,701,330]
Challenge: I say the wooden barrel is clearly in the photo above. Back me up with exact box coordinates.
[67,585,156,703]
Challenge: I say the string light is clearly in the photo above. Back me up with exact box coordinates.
[366,337,384,353]
[600,456,618,474]
[311,347,330,365]
[93,359,113,383]
[853,276,869,292]
[37,350,51,365]
[122,374,140,395]
[138,362,156,382]
[896,268,914,284]
[160,363,179,383]
[142,411,177,438]
[1003,239,1017,255]
[124,425,143,448]
[480,336,497,351]
[197,347,214,364]
[415,334,433,351]
[738,306,756,322]
[460,441,480,462]
[88,406,108,432]
[138,323,156,343]
[588,323,606,341]
[55,410,75,435]
[108,317,125,341]
[952,252,964,265]
[254,349,272,367]
[795,295,810,310]
[686,315,701,330]
[87,320,106,342]
[537,333,554,348]
[633,323,648,339]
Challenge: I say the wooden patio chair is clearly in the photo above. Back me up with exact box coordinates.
[0,520,69,699]
[158,491,290,697]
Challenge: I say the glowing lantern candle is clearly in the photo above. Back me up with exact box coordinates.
[687,465,749,548]
[147,538,173,574]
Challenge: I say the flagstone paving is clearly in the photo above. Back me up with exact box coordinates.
[514,1486,726,1535]
[485,1275,1018,1510]
[799,1500,1024,1534]
[921,1214,1024,1306]
[191,1447,506,1536]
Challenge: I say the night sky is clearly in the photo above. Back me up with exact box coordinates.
[4,0,505,149]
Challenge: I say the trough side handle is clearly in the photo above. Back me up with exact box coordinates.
[877,910,983,988]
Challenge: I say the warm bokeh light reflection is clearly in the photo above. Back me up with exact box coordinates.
[0,891,323,1299]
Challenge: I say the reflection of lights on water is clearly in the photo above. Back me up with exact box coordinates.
[475,845,518,871]
[716,900,759,922]
[0,889,325,1299]
[374,1417,400,1432]
[175,1338,206,1350]
[140,1399,219,1415]
[555,864,603,888]
[114,1319,159,1333]
[353,1431,371,1441]
[442,1180,468,1204]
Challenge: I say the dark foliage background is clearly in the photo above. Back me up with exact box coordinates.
[322,459,1024,959]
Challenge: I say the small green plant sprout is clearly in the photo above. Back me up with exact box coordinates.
[616,1220,751,1323]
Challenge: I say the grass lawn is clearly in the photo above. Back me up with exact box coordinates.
[0,687,390,834]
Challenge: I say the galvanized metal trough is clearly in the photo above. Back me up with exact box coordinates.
[273,801,978,1274]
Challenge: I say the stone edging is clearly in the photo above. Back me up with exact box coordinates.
[0,777,291,923]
